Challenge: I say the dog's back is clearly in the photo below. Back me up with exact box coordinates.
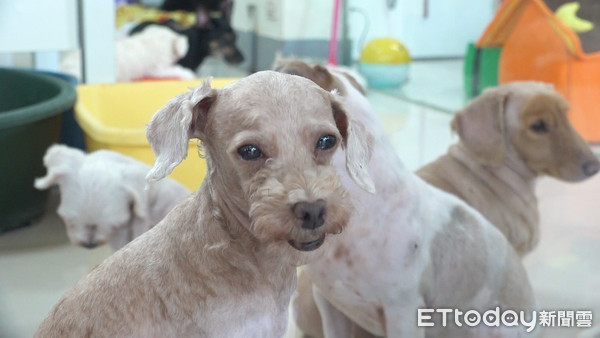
[92,150,190,224]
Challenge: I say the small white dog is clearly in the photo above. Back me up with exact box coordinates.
[61,25,196,82]
[35,144,190,251]
[116,25,197,81]
[276,60,536,337]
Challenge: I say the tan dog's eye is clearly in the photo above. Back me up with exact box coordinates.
[529,120,549,133]
[316,135,337,150]
[237,144,263,161]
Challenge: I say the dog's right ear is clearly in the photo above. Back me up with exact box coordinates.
[146,79,217,183]
[34,144,84,189]
[330,97,376,194]
[452,88,507,167]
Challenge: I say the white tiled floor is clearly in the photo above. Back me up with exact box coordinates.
[1,60,599,337]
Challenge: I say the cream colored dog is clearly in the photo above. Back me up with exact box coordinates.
[61,25,196,82]
[116,25,196,81]
[418,82,600,256]
[35,71,374,337]
[34,144,190,251]
[276,61,536,338]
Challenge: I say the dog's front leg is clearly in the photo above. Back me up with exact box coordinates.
[312,285,353,338]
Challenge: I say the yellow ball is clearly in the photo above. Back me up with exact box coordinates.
[360,38,411,64]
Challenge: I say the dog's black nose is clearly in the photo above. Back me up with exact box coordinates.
[81,241,98,249]
[293,200,326,230]
[583,161,600,177]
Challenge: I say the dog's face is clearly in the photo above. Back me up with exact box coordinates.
[509,92,599,181]
[206,14,244,64]
[453,82,599,181]
[35,145,143,249]
[146,71,375,252]
[56,178,133,248]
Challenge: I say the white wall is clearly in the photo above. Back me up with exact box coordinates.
[232,0,333,40]
[282,1,334,40]
[232,0,497,60]
[0,0,78,53]
[0,0,116,83]
[347,0,496,59]
[231,0,284,39]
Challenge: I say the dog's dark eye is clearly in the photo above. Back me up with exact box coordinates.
[530,120,549,133]
[316,135,337,150]
[237,144,262,161]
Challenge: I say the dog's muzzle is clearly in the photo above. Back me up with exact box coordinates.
[288,234,326,251]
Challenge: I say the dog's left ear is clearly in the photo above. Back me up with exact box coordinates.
[124,184,149,221]
[34,144,85,189]
[452,88,507,167]
[146,79,217,183]
[331,97,376,194]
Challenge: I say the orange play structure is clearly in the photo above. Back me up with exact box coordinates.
[476,0,600,142]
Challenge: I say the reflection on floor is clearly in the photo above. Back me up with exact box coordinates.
[0,59,598,337]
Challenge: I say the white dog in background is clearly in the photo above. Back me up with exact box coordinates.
[115,25,196,82]
[61,25,196,82]
[35,144,190,251]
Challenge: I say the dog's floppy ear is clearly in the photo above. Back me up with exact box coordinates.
[331,96,376,194]
[172,34,189,59]
[146,79,217,183]
[34,144,85,189]
[124,184,149,221]
[452,88,507,167]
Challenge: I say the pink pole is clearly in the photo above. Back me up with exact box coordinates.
[328,0,342,66]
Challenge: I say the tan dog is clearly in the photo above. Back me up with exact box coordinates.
[276,61,536,337]
[418,82,600,256]
[35,71,375,337]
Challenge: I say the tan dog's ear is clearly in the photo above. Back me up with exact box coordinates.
[331,97,376,194]
[146,79,217,183]
[34,144,85,189]
[452,89,507,167]
[271,53,288,71]
[313,65,335,86]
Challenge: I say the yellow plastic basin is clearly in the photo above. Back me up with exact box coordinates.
[75,79,239,190]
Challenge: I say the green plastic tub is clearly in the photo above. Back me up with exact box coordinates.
[0,68,77,233]
[463,42,501,99]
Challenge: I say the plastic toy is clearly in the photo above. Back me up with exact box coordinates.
[358,38,410,89]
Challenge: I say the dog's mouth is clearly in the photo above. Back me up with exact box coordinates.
[288,234,326,252]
